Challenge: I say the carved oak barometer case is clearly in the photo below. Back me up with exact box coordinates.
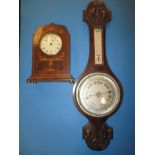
[73,0,123,150]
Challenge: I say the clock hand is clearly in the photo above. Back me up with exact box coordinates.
[52,36,56,42]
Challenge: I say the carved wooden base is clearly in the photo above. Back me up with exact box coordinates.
[83,119,113,151]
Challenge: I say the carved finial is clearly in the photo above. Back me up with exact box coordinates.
[83,0,111,26]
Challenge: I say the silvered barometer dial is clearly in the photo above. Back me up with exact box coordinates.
[39,33,62,55]
[75,73,120,117]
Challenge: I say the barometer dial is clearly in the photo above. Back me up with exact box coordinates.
[75,73,120,117]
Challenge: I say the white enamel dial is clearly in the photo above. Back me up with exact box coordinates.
[94,28,103,64]
[75,73,120,117]
[39,33,62,55]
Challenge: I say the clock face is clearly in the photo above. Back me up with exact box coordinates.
[74,73,120,117]
[39,33,62,55]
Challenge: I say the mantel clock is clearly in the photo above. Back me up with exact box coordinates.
[27,23,73,83]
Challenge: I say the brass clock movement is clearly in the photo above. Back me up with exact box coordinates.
[73,0,123,150]
[27,23,73,83]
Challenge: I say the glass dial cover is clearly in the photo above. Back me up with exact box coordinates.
[39,33,62,55]
[75,73,120,117]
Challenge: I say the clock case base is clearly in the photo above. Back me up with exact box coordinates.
[27,75,74,84]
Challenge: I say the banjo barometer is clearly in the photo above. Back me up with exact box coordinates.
[73,0,123,150]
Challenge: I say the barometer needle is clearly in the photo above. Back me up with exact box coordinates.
[90,91,109,97]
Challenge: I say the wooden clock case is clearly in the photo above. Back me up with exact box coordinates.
[73,0,123,151]
[27,23,74,83]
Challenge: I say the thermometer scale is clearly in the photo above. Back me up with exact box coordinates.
[94,28,103,65]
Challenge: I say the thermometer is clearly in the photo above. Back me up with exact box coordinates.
[94,28,103,65]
